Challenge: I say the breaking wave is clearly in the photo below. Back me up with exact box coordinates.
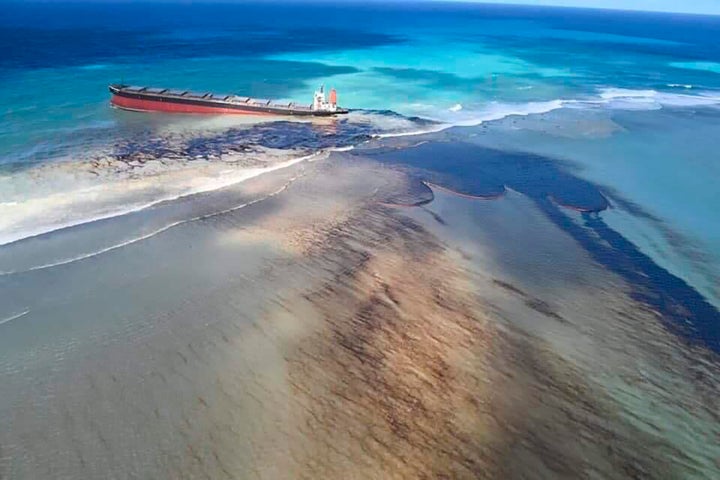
[3,85,719,253]
[391,87,720,133]
[0,150,326,248]
[0,168,305,275]
[0,310,29,326]
[593,87,720,109]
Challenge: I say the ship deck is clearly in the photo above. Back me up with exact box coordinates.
[114,85,317,112]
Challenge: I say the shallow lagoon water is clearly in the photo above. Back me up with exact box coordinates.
[1,153,718,478]
[451,105,720,307]
[402,186,720,477]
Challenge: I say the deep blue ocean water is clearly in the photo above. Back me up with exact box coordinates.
[3,1,720,158]
[1,1,719,343]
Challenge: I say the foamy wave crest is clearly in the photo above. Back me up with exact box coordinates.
[368,99,570,140]
[415,99,566,128]
[438,89,720,127]
[598,88,658,100]
[4,86,718,253]
[346,109,447,140]
[346,110,424,133]
[0,150,325,248]
[388,87,720,137]
[0,168,307,276]
[595,88,720,110]
[0,310,29,326]
[375,124,448,139]
[329,145,356,153]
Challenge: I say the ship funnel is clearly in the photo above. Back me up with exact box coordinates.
[312,84,338,112]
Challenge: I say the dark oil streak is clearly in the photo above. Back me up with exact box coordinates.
[540,200,720,354]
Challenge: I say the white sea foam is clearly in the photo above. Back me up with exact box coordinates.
[376,90,701,139]
[329,145,356,153]
[390,88,720,136]
[375,124,449,139]
[0,170,306,276]
[400,99,567,132]
[0,310,29,326]
[0,151,325,248]
[447,99,567,126]
[346,110,424,133]
[594,88,720,109]
[353,87,720,143]
[4,86,719,253]
[598,88,658,100]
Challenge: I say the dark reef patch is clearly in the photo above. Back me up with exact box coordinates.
[1,2,403,70]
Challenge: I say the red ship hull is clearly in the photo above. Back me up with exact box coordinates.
[108,84,348,117]
[111,94,276,116]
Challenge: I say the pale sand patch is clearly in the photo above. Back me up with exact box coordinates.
[1,156,717,479]
[177,159,719,478]
[0,146,321,246]
[255,202,688,479]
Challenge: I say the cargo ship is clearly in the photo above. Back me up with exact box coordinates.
[109,84,348,117]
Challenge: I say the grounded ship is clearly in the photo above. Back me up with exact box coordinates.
[109,84,348,116]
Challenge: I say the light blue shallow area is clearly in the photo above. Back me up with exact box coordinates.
[671,61,720,73]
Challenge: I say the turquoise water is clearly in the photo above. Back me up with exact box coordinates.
[3,2,720,159]
[1,2,719,320]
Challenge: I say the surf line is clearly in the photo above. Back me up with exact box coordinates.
[0,150,327,248]
[0,310,30,327]
[0,160,318,276]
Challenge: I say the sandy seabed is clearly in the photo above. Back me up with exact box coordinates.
[0,153,718,479]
